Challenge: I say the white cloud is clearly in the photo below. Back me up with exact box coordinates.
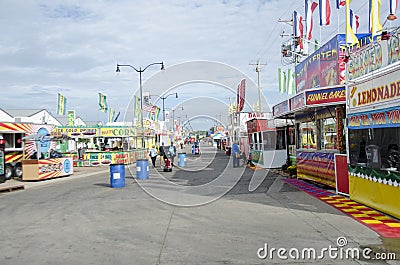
[0,0,398,127]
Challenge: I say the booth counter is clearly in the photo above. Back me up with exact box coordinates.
[62,149,148,167]
[22,157,73,181]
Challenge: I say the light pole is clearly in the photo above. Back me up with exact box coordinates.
[116,61,164,148]
[158,93,178,122]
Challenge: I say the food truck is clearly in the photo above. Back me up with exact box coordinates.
[347,29,400,219]
[0,122,73,180]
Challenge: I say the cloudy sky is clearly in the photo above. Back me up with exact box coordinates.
[0,0,398,129]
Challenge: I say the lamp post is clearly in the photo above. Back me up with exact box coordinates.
[116,62,164,148]
[158,93,178,122]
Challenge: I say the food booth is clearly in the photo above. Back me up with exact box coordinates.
[21,126,73,181]
[53,125,151,167]
[246,117,287,168]
[347,30,400,219]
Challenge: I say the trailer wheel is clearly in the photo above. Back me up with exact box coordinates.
[14,164,23,178]
[5,164,13,180]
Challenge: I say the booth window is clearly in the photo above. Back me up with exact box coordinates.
[349,127,400,170]
[319,118,337,150]
[3,133,23,149]
[297,122,316,149]
[275,129,286,150]
[288,127,295,146]
[262,131,276,150]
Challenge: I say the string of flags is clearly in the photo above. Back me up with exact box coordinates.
[292,0,397,50]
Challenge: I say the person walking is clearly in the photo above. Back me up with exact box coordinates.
[168,142,177,167]
[159,142,166,167]
[149,145,158,168]
[231,141,240,168]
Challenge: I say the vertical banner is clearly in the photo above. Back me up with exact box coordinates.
[335,106,344,151]
[236,79,246,113]
[98,92,108,112]
[67,110,75,126]
[57,93,67,115]
[108,108,115,123]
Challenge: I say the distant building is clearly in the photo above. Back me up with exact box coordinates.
[3,109,62,126]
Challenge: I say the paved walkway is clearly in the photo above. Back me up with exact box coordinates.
[0,145,399,264]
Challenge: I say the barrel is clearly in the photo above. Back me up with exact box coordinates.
[178,153,187,167]
[136,159,149,179]
[191,145,195,154]
[110,164,125,188]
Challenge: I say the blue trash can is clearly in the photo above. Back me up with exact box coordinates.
[110,164,125,188]
[178,153,187,167]
[136,159,149,179]
[191,145,195,154]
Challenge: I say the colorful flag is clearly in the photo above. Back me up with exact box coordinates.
[57,93,66,115]
[133,95,142,126]
[390,0,398,16]
[108,108,115,123]
[314,39,319,52]
[346,0,359,44]
[319,0,331,26]
[336,0,345,8]
[98,92,108,112]
[369,0,383,39]
[236,79,246,114]
[306,1,319,40]
[287,69,296,95]
[278,68,287,93]
[350,9,360,33]
[294,11,304,49]
[148,106,161,121]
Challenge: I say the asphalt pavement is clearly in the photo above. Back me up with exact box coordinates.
[0,144,397,264]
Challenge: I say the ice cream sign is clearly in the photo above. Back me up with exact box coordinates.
[348,107,400,129]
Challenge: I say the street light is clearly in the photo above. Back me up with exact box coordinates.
[158,93,178,122]
[116,61,164,148]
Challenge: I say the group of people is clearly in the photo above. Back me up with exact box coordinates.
[231,142,255,168]
[149,142,177,168]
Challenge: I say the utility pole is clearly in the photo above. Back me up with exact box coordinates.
[249,59,267,113]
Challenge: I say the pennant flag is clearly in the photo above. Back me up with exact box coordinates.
[278,68,287,93]
[108,108,115,123]
[389,0,398,18]
[287,69,296,95]
[57,93,66,115]
[98,92,108,112]
[314,39,319,52]
[346,0,359,44]
[369,0,383,39]
[350,9,360,33]
[319,0,331,26]
[294,11,304,49]
[228,103,236,115]
[306,1,319,40]
[336,0,345,8]
[236,79,246,113]
[148,106,161,121]
[133,95,142,126]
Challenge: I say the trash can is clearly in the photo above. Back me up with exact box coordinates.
[191,145,195,154]
[136,159,149,179]
[178,153,187,167]
[110,164,125,188]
